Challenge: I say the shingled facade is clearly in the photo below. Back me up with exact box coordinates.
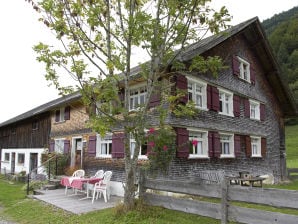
[0,18,296,187]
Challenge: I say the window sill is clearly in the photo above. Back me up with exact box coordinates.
[138,155,148,160]
[96,155,112,159]
[250,117,260,121]
[219,112,234,117]
[251,155,262,158]
[54,120,66,124]
[220,155,235,159]
[189,155,209,159]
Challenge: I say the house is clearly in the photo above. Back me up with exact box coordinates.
[0,92,81,175]
[0,17,296,193]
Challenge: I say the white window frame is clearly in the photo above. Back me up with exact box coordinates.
[130,137,148,159]
[129,84,147,111]
[218,89,233,116]
[96,133,112,158]
[188,129,209,158]
[187,77,207,110]
[249,99,260,120]
[4,152,10,161]
[220,133,234,158]
[54,138,65,154]
[251,136,262,157]
[55,107,65,123]
[237,56,250,82]
[17,153,25,164]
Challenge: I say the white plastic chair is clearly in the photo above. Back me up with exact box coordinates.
[92,170,104,178]
[92,171,112,203]
[65,169,85,194]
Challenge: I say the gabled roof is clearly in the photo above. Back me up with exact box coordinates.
[0,92,81,128]
[1,17,296,128]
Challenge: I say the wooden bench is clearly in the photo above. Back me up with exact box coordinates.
[228,176,265,187]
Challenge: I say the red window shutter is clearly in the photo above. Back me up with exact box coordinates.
[112,133,125,158]
[55,110,60,122]
[261,138,266,158]
[250,65,256,85]
[260,103,265,121]
[211,86,220,111]
[245,136,251,157]
[88,135,97,157]
[232,55,240,77]
[213,132,221,158]
[208,132,214,157]
[175,74,188,104]
[175,127,189,158]
[233,95,240,117]
[64,140,70,154]
[207,84,212,110]
[149,86,161,108]
[234,135,241,157]
[244,99,250,118]
[49,140,55,153]
[64,106,70,120]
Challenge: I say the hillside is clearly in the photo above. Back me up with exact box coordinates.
[262,6,298,104]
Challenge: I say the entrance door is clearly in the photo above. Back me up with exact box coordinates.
[30,153,38,174]
[11,153,16,174]
[71,137,83,168]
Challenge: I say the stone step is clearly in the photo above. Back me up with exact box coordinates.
[41,184,57,191]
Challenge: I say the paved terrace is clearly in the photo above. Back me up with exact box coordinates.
[32,189,123,214]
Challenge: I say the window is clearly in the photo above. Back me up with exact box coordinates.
[32,120,39,130]
[187,78,207,109]
[220,133,234,157]
[4,153,10,161]
[250,100,260,120]
[251,136,261,157]
[55,106,70,122]
[238,57,250,82]
[54,139,65,153]
[130,138,147,159]
[18,153,25,164]
[189,130,208,158]
[219,89,233,116]
[96,134,112,157]
[129,85,147,111]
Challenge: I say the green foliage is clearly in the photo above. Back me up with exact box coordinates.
[146,127,176,172]
[285,124,298,163]
[42,153,70,177]
[262,7,298,104]
[21,180,47,192]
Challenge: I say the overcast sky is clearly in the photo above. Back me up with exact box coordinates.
[0,0,297,123]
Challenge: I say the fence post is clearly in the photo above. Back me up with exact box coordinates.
[138,169,146,199]
[221,177,229,224]
[26,173,30,195]
[55,156,58,177]
[48,160,51,181]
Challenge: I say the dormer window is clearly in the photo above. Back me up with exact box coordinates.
[232,55,255,84]
[238,57,250,82]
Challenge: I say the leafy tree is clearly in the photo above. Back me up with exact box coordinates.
[27,0,230,209]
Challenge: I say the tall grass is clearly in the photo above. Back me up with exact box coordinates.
[286,124,298,168]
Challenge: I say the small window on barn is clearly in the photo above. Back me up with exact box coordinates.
[4,153,10,161]
[32,120,39,130]
[11,127,16,134]
[18,153,25,164]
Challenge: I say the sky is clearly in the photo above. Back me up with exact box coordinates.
[0,0,297,123]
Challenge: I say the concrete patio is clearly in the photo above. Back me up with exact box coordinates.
[32,188,123,214]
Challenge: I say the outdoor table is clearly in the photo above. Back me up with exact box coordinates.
[227,176,265,187]
[60,176,102,198]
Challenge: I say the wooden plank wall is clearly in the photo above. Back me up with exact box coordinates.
[140,177,298,224]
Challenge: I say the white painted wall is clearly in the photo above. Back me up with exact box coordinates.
[1,148,46,174]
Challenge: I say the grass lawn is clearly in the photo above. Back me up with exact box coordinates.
[286,124,298,168]
[0,179,221,224]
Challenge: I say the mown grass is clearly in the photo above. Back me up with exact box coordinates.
[286,124,298,168]
[0,179,221,224]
